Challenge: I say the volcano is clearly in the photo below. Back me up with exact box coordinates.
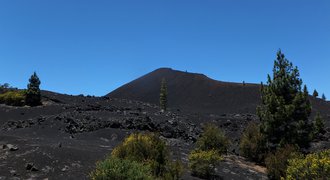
[107,68,330,121]
[108,68,261,114]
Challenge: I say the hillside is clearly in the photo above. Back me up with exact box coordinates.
[108,68,261,114]
[0,68,329,179]
[107,68,330,122]
[0,91,269,180]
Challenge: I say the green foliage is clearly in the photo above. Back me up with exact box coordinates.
[239,122,267,163]
[265,145,300,180]
[188,124,227,178]
[312,89,319,98]
[188,150,222,179]
[90,156,153,180]
[286,149,330,180]
[165,160,184,180]
[196,123,229,154]
[0,90,26,106]
[159,78,168,111]
[257,50,312,150]
[111,133,182,179]
[313,112,325,137]
[322,93,326,101]
[26,72,41,106]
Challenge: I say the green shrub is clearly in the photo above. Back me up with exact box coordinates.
[0,90,26,106]
[286,149,330,180]
[188,124,228,178]
[265,145,301,180]
[196,123,229,154]
[188,150,222,179]
[165,160,184,180]
[111,133,182,179]
[90,156,152,180]
[239,122,267,163]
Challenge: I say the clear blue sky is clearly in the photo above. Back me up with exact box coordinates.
[0,0,329,97]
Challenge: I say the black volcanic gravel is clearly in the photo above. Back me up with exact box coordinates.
[0,77,329,180]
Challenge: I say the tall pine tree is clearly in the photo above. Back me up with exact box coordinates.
[159,78,167,111]
[26,72,41,106]
[322,93,326,101]
[313,112,325,136]
[257,50,312,150]
[312,89,319,98]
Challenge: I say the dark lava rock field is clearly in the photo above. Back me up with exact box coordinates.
[1,69,329,180]
[0,91,272,180]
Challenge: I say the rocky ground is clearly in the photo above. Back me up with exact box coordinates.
[0,91,328,180]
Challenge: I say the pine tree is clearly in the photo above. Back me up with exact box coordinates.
[312,89,318,98]
[313,112,325,136]
[26,72,41,106]
[322,93,326,101]
[257,50,312,150]
[159,78,167,111]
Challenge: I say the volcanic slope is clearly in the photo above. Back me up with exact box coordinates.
[0,91,268,180]
[107,68,330,122]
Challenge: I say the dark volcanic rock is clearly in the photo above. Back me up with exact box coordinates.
[0,88,328,180]
[107,68,330,124]
[3,144,18,151]
[26,163,38,172]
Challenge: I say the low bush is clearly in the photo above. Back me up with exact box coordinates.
[196,123,229,154]
[111,133,160,162]
[188,124,228,179]
[0,90,26,106]
[188,150,222,179]
[239,122,267,163]
[111,133,183,179]
[90,156,152,180]
[286,149,330,180]
[265,145,300,180]
[165,160,184,180]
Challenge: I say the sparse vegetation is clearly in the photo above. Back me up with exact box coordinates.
[0,90,26,106]
[285,149,330,180]
[110,133,183,179]
[257,50,313,150]
[0,73,42,107]
[188,123,227,178]
[265,145,300,180]
[239,122,267,163]
[188,150,222,179]
[196,123,229,154]
[166,160,184,180]
[160,78,168,111]
[26,72,41,106]
[0,83,26,106]
[90,156,153,180]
